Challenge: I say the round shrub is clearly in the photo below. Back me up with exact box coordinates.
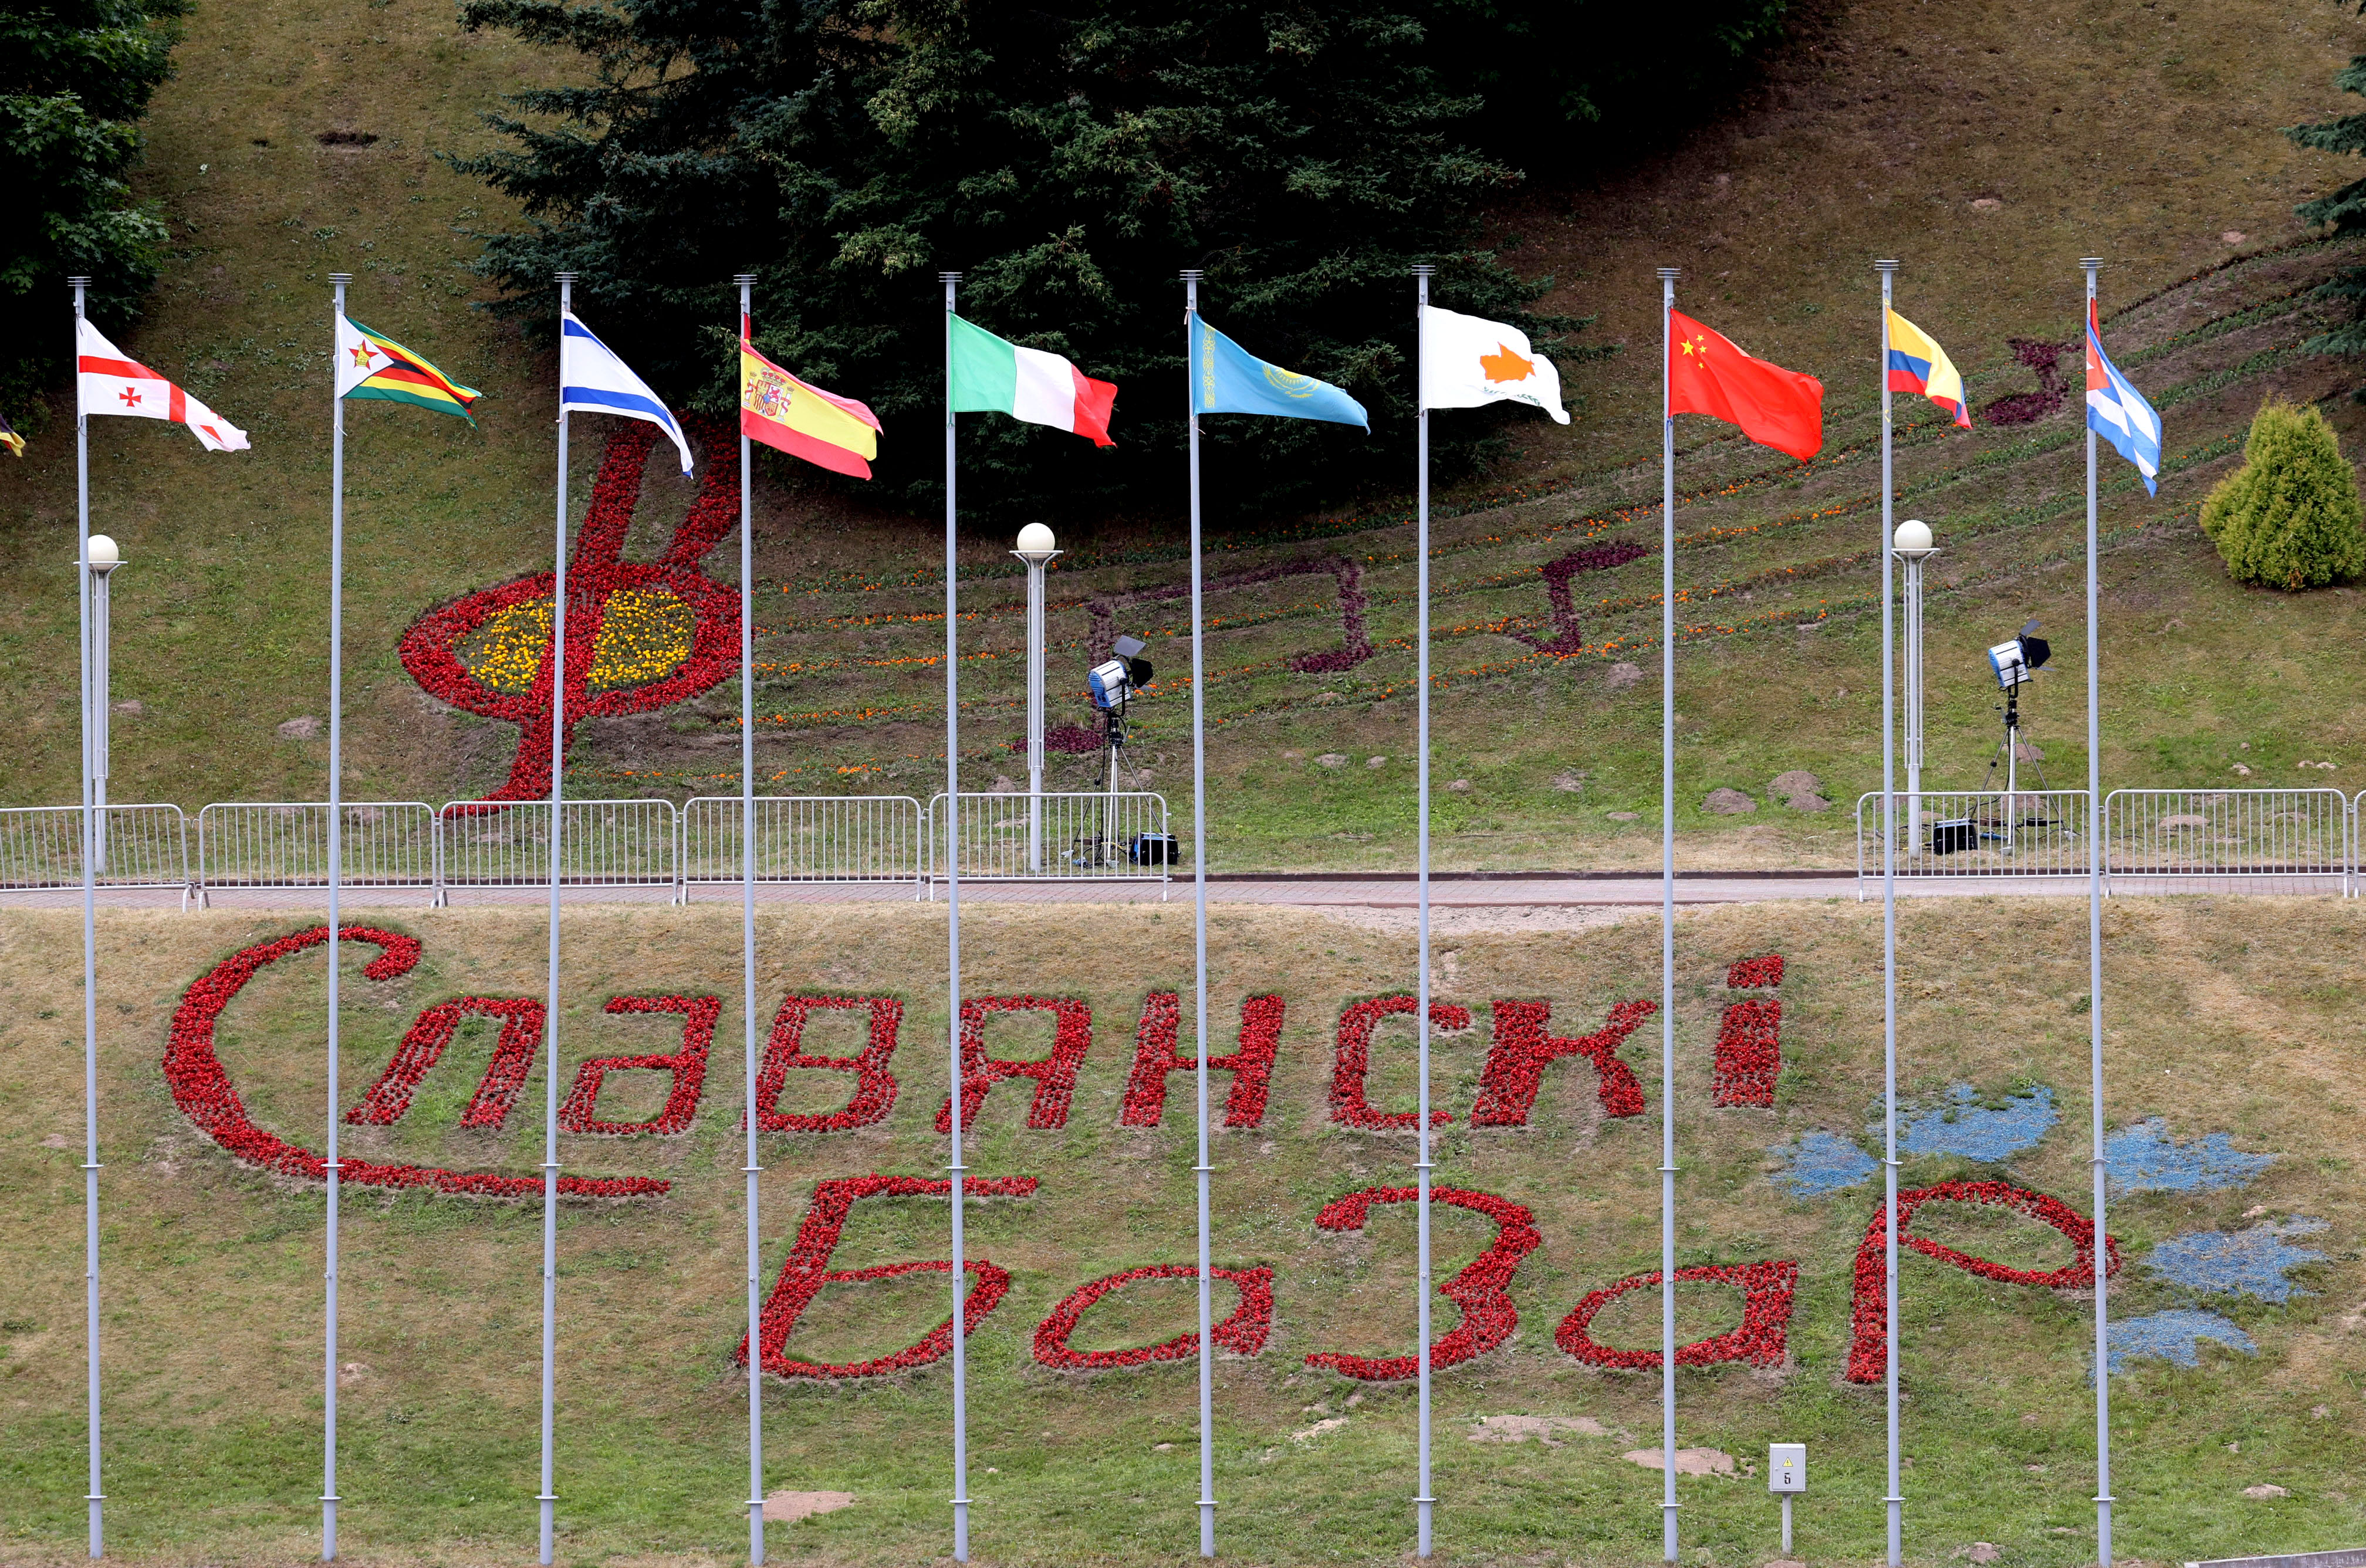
[2200,398,2366,589]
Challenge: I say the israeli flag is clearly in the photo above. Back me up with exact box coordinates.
[2084,301,2160,496]
[560,311,694,474]
[1191,317,1368,429]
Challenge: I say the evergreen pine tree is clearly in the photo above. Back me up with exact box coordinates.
[447,0,1743,519]
[0,0,190,419]
[2287,8,2366,387]
[2200,398,2366,590]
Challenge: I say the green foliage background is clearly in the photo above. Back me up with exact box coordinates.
[447,0,1786,521]
[0,0,190,422]
[2200,397,2366,589]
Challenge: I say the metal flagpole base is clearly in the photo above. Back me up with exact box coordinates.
[538,1494,557,1566]
[1415,1496,1435,1559]
[748,1498,766,1564]
[952,1498,970,1563]
[1885,1496,1904,1566]
[1198,1499,1215,1558]
[1661,1501,1680,1562]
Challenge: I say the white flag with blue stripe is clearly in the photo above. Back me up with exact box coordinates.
[2084,300,2159,496]
[560,310,694,475]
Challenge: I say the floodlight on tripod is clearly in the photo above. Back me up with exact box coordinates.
[1985,619,2051,690]
[1089,634,1155,710]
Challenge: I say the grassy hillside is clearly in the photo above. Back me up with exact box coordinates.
[4,0,2366,872]
[1,897,2364,1565]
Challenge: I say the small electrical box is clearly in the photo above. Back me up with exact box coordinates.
[1769,1443,1806,1494]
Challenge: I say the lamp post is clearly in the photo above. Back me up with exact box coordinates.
[1010,523,1060,871]
[84,535,121,875]
[1892,519,1935,856]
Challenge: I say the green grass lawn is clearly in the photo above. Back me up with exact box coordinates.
[1,897,2361,1564]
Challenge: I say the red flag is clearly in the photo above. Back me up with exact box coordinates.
[1667,310,1824,461]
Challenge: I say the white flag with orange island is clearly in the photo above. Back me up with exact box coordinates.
[1418,305,1569,423]
[740,325,881,478]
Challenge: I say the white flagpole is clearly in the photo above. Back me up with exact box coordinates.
[2083,254,2114,1568]
[1410,262,1436,1563]
[1181,268,1217,1560]
[1875,259,1904,1568]
[70,273,104,1563]
[735,273,766,1568]
[538,268,575,1568]
[1654,265,1679,1566]
[323,269,352,1563]
[940,268,972,1566]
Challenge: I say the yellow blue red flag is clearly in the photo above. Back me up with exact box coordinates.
[1885,309,1970,429]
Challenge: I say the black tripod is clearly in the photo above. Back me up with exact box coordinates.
[1978,680,2052,848]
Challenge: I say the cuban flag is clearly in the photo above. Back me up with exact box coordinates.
[559,311,693,474]
[2086,300,2160,495]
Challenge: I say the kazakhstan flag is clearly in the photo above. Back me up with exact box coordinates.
[1191,317,1368,429]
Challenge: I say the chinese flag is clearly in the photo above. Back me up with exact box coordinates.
[1667,310,1824,461]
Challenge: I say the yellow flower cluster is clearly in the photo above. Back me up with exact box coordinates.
[463,588,696,694]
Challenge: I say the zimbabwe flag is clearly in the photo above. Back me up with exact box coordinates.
[336,315,482,421]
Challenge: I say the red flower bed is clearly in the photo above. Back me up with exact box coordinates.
[1469,999,1654,1125]
[935,995,1093,1133]
[1711,999,1782,1109]
[1712,954,1785,1107]
[739,1172,1039,1379]
[559,994,718,1136]
[1554,1260,1800,1369]
[166,925,667,1198]
[1032,1264,1276,1370]
[346,996,544,1128]
[1846,1180,2124,1383]
[1119,992,1285,1128]
[1303,1186,1539,1380]
[398,419,742,803]
[753,994,903,1132]
[1329,996,1472,1129]
[1725,954,1784,990]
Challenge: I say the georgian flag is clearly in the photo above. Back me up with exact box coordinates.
[76,318,249,451]
[2085,300,2160,496]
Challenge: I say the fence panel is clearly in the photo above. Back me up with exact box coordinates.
[438,798,679,894]
[2106,789,2351,893]
[1855,790,2093,895]
[682,796,924,886]
[927,791,1172,884]
[197,802,437,903]
[0,804,189,893]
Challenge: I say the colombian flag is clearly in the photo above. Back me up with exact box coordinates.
[336,316,482,422]
[1884,310,1970,429]
[740,324,881,478]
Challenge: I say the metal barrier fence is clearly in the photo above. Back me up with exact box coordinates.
[1855,790,2094,892]
[438,799,680,900]
[681,795,925,890]
[2105,788,2353,894]
[195,802,437,906]
[926,790,1172,890]
[0,804,191,901]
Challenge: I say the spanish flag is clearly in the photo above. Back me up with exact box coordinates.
[0,410,22,458]
[741,324,880,478]
[1884,309,1970,430]
[336,315,482,422]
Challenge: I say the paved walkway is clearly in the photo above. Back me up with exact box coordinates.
[4,870,2347,913]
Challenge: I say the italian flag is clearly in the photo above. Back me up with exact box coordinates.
[948,315,1118,447]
